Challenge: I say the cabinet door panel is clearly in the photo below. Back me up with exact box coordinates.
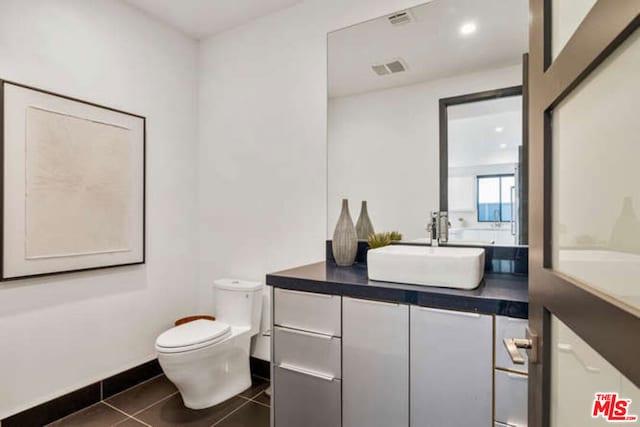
[495,316,529,373]
[274,288,341,336]
[495,369,528,427]
[273,365,341,427]
[273,326,341,378]
[343,297,409,427]
[410,306,493,427]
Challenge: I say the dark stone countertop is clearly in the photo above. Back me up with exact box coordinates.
[266,261,528,319]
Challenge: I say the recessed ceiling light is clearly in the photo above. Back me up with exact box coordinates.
[459,22,477,36]
[500,143,508,149]
[495,126,504,133]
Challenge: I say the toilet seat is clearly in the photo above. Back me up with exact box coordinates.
[156,319,232,354]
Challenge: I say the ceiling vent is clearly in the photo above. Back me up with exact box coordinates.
[387,10,415,26]
[371,58,408,76]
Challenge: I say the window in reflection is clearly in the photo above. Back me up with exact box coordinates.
[477,175,514,223]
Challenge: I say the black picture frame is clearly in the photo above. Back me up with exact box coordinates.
[0,79,146,281]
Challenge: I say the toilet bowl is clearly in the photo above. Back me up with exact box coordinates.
[156,279,263,409]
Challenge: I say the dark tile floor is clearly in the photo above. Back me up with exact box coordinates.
[45,375,270,427]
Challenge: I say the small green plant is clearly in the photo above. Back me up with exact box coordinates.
[389,231,403,242]
[368,232,392,249]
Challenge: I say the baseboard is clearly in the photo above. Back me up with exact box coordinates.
[2,356,270,426]
[1,359,161,427]
[250,356,270,380]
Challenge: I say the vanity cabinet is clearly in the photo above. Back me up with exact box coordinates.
[342,297,409,427]
[495,370,528,427]
[494,316,529,426]
[274,288,341,336]
[272,289,528,427]
[495,316,529,373]
[410,306,493,427]
[272,288,342,427]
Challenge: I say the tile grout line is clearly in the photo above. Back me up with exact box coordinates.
[250,399,270,409]
[103,373,165,402]
[128,416,153,427]
[130,391,180,417]
[243,385,270,401]
[210,398,253,427]
[249,391,271,408]
[102,401,151,427]
[237,391,271,408]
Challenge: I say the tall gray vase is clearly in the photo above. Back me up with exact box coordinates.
[332,199,358,266]
[355,200,375,240]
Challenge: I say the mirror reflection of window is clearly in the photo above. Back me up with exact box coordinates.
[477,175,514,223]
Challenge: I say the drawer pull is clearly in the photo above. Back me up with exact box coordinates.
[277,323,333,336]
[557,343,601,373]
[279,363,335,382]
[278,289,335,299]
[279,327,333,340]
[415,306,481,318]
[350,298,401,307]
[507,372,528,380]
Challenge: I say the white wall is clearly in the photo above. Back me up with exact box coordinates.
[196,0,437,312]
[0,0,199,418]
[327,65,521,241]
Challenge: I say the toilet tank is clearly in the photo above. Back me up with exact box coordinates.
[213,279,263,335]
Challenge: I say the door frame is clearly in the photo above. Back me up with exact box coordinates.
[528,2,640,426]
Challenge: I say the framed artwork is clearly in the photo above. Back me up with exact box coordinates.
[0,80,145,280]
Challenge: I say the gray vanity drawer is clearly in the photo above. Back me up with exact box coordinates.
[274,326,341,379]
[274,288,341,336]
[495,369,528,427]
[273,365,341,427]
[495,316,529,373]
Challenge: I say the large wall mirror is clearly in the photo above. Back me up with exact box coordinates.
[327,0,529,246]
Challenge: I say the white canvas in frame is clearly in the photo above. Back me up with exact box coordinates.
[2,82,145,279]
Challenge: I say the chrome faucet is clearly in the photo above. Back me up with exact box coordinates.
[439,211,450,244]
[427,211,439,246]
[426,211,450,246]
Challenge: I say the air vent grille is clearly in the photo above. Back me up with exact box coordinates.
[388,11,414,26]
[371,64,390,76]
[386,60,406,73]
[371,58,408,76]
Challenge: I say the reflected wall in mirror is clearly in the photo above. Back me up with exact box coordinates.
[327,0,529,245]
[442,87,527,246]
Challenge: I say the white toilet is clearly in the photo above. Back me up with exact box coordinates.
[155,279,263,409]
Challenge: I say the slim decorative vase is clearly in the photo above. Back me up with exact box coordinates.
[332,199,358,266]
[609,196,640,252]
[355,200,375,240]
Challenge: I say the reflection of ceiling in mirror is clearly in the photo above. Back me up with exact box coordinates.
[448,96,522,168]
[328,0,528,98]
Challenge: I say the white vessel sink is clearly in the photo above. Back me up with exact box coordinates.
[367,245,486,290]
